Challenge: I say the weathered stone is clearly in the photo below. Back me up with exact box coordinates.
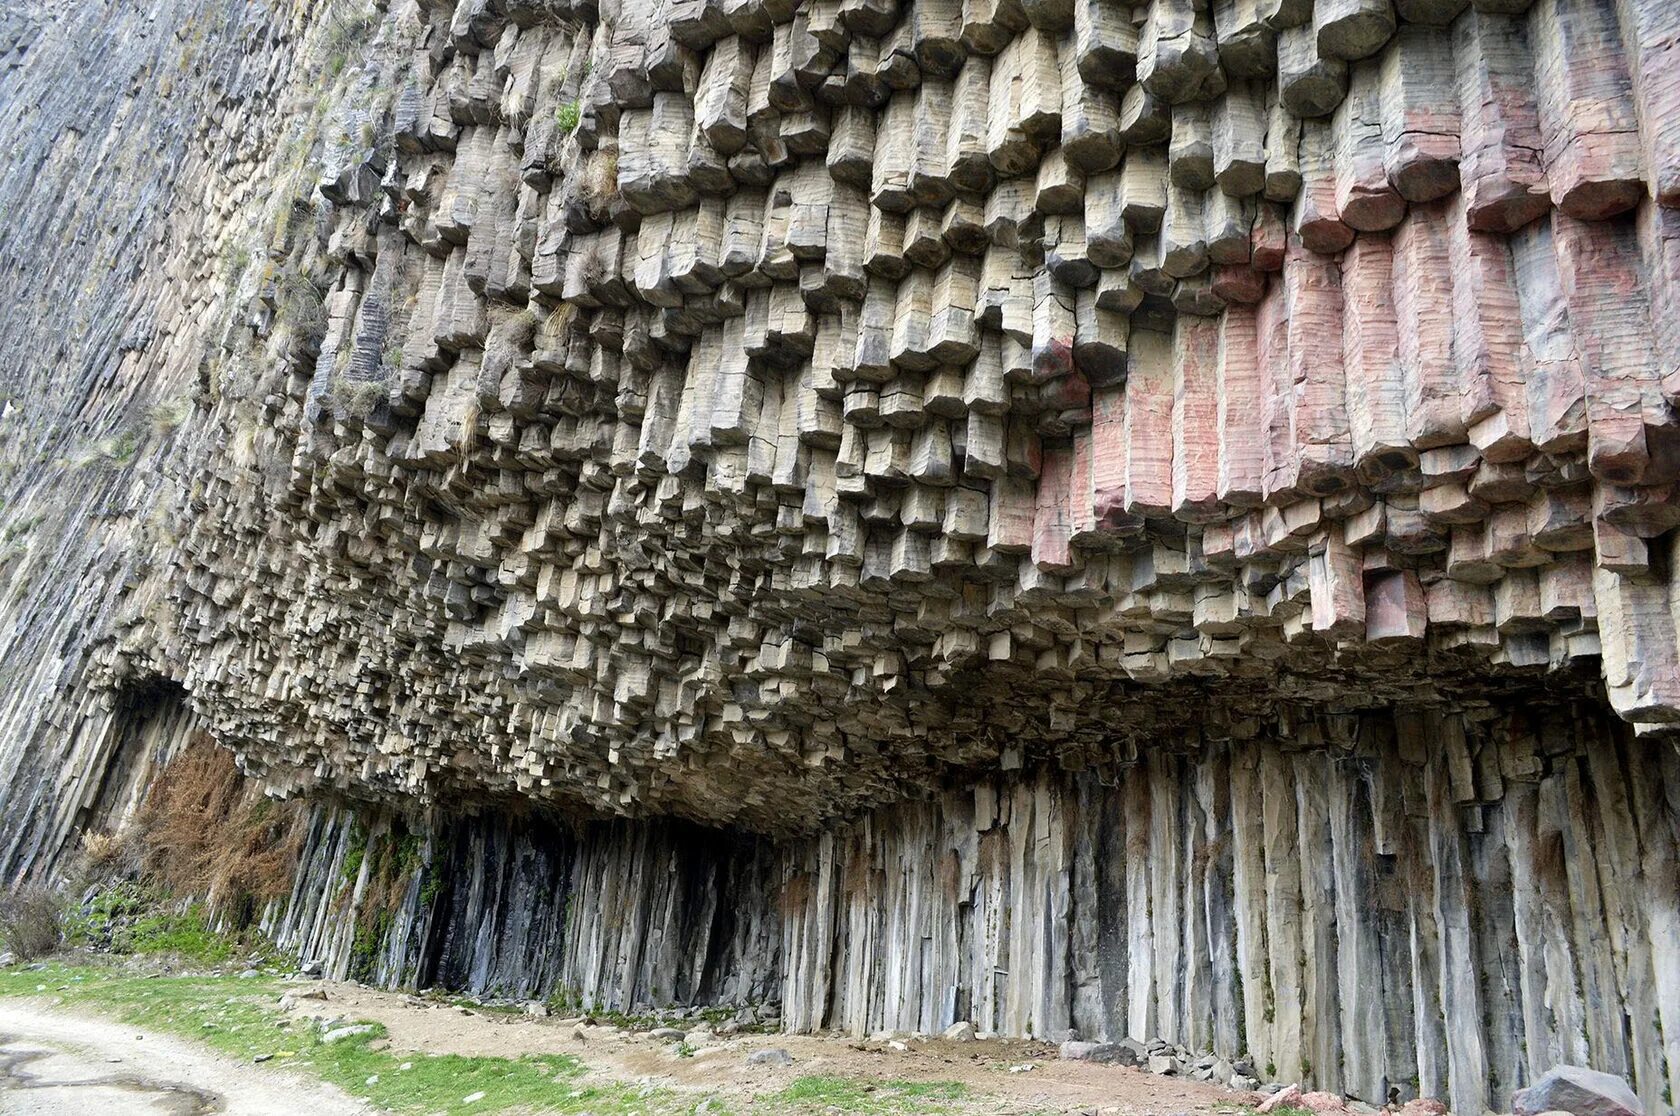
[1060,1040,1142,1066]
[1147,1054,1180,1076]
[321,1025,375,1044]
[1514,1068,1645,1116]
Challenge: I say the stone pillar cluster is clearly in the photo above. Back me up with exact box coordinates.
[129,0,1680,830]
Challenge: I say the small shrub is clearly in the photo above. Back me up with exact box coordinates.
[0,885,65,959]
[78,830,140,879]
[274,271,327,339]
[554,100,580,133]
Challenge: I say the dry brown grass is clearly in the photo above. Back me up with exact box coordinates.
[137,735,307,908]
[76,828,144,882]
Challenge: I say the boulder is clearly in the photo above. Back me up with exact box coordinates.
[1060,1040,1143,1066]
[1147,1053,1180,1075]
[321,1024,374,1044]
[1513,1067,1643,1116]
[746,1048,793,1066]
[1301,1091,1347,1113]
[1396,1100,1447,1116]
[942,1021,976,1042]
[648,1027,687,1042]
[1260,1085,1304,1113]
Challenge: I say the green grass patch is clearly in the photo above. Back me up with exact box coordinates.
[121,907,234,963]
[0,963,985,1114]
[0,963,673,1113]
[63,884,270,966]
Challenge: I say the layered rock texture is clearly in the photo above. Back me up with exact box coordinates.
[2,0,1680,1110]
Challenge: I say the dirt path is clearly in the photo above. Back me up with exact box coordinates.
[312,981,1256,1114]
[0,979,1262,1115]
[0,1001,370,1116]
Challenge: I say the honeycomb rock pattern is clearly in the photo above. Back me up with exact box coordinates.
[108,0,1680,831]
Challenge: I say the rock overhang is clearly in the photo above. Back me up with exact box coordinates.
[64,0,1680,837]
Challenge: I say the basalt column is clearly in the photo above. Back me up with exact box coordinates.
[271,700,1680,1116]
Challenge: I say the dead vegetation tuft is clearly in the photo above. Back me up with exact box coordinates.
[137,735,307,908]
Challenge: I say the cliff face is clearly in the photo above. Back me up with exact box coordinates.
[2,0,1680,1110]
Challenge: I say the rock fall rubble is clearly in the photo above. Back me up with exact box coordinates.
[1,0,1679,1111]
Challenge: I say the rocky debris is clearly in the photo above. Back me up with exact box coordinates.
[1061,1040,1144,1067]
[523,1001,549,1017]
[1514,1067,1645,1116]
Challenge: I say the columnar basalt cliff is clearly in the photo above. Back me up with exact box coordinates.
[2,0,1679,1111]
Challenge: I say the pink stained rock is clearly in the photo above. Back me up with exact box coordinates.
[1260,1085,1305,1113]
[1396,1099,1449,1116]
